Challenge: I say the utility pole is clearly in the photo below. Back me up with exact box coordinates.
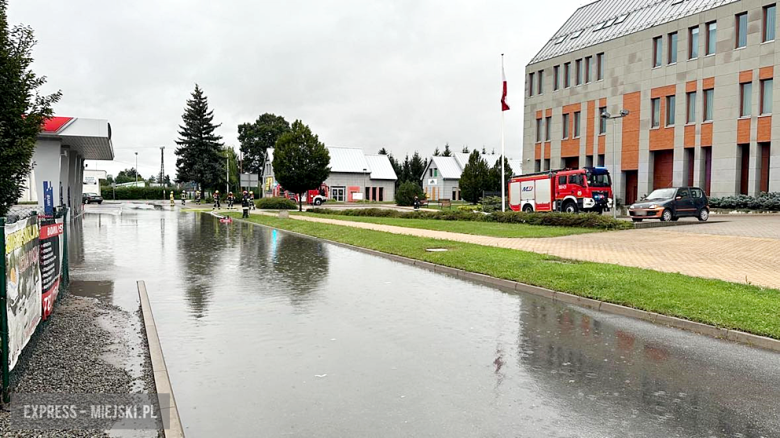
[159,146,165,186]
[134,152,138,186]
[226,153,230,195]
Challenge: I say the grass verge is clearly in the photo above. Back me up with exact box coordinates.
[226,212,780,339]
[295,212,598,238]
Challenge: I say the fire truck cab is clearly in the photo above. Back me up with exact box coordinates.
[508,167,613,214]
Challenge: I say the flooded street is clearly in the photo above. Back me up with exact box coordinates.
[71,206,780,438]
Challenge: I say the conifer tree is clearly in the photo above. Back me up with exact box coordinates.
[175,84,224,190]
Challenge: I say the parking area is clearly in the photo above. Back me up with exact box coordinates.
[648,214,780,240]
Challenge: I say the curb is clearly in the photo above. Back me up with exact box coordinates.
[137,281,185,438]
[233,214,780,354]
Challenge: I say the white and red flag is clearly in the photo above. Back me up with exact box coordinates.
[501,61,510,111]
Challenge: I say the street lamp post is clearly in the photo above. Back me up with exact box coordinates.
[134,152,138,187]
[600,109,630,219]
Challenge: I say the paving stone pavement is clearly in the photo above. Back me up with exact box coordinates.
[255,211,780,290]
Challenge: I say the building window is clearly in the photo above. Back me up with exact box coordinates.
[545,116,552,141]
[666,95,676,126]
[686,91,696,123]
[599,106,607,134]
[574,111,581,137]
[765,5,776,42]
[597,154,605,166]
[564,62,571,88]
[706,21,717,55]
[736,13,747,48]
[689,26,699,59]
[740,82,752,117]
[575,59,582,85]
[703,88,714,121]
[536,118,543,142]
[761,78,774,114]
[668,32,678,64]
[534,160,541,172]
[553,65,560,90]
[528,72,535,96]
[653,36,663,67]
[562,113,570,139]
[585,56,592,83]
[537,70,544,94]
[596,53,604,80]
[651,98,661,127]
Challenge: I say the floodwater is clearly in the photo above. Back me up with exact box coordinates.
[71,205,780,438]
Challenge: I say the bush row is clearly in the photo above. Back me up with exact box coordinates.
[255,197,298,210]
[709,192,780,211]
[307,208,632,230]
[100,186,182,200]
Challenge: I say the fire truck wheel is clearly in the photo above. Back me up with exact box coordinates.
[661,209,673,222]
[314,198,322,206]
[563,202,578,214]
[522,204,533,213]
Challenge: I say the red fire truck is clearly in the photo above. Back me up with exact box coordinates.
[283,184,330,206]
[508,167,613,214]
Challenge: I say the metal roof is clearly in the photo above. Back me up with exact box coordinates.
[428,156,463,179]
[326,147,370,173]
[529,0,739,65]
[38,117,114,160]
[365,155,398,180]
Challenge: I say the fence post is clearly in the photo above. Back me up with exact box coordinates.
[0,217,10,404]
[62,208,69,288]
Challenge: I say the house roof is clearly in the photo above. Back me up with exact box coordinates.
[529,0,738,65]
[428,156,463,179]
[327,147,370,173]
[365,155,398,180]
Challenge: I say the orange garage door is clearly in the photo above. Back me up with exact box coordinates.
[653,150,674,189]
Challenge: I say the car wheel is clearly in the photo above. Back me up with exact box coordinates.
[563,202,578,214]
[671,216,679,222]
[84,199,89,205]
[98,201,102,205]
[522,204,533,213]
[314,198,322,206]
[632,218,643,223]
[661,209,673,222]
[697,208,709,222]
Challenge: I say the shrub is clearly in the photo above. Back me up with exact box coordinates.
[255,197,297,210]
[480,196,502,213]
[306,208,631,230]
[395,181,425,206]
[709,192,780,211]
[99,186,181,200]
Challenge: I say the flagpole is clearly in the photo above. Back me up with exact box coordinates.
[501,54,506,212]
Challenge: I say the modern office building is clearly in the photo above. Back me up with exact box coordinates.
[523,0,780,202]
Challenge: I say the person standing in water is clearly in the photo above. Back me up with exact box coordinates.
[213,190,221,210]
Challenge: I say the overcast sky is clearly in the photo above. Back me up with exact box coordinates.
[9,0,583,179]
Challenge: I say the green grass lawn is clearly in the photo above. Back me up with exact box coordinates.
[226,212,780,339]
[295,212,599,238]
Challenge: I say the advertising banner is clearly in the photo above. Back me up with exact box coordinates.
[4,216,42,371]
[43,181,54,217]
[39,221,63,320]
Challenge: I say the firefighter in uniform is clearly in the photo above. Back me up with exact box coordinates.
[241,191,251,218]
[213,190,221,209]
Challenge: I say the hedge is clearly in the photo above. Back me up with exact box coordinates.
[709,192,780,211]
[100,186,182,200]
[255,197,297,210]
[307,208,632,230]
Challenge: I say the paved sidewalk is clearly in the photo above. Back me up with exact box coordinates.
[255,211,780,290]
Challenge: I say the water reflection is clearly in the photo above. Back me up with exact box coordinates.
[268,230,329,307]
[517,303,780,436]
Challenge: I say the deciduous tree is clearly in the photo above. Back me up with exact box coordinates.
[238,113,290,174]
[273,120,331,211]
[0,0,61,216]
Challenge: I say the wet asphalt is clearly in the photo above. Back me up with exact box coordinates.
[71,204,780,438]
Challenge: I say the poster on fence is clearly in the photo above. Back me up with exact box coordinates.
[39,220,63,320]
[4,216,42,371]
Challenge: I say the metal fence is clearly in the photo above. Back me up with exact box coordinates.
[0,207,69,403]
